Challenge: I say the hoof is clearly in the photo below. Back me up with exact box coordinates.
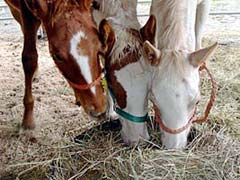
[100,119,122,132]
[75,101,81,107]
[187,126,198,143]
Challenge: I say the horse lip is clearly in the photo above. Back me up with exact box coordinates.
[89,111,107,120]
[89,98,110,120]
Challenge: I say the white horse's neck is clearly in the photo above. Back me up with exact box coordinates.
[151,0,198,51]
[93,0,140,30]
[106,10,140,30]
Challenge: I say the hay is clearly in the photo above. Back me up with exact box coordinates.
[0,30,240,179]
[0,31,240,180]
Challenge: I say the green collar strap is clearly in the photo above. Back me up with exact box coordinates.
[108,87,149,123]
[115,106,148,123]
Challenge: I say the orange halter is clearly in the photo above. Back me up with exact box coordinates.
[67,72,105,91]
[154,64,217,134]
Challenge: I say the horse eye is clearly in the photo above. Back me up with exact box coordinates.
[52,53,64,62]
[92,1,100,10]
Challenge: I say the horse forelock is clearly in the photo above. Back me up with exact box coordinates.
[157,50,188,82]
[47,0,92,23]
[108,29,142,66]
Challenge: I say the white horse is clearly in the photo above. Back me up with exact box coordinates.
[142,0,217,149]
[94,0,216,149]
[93,0,156,145]
[151,0,210,51]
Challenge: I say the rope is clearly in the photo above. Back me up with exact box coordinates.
[154,64,217,134]
[193,64,217,123]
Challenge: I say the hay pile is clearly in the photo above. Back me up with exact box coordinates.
[0,31,239,179]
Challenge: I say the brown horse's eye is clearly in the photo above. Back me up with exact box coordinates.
[52,53,64,62]
[92,1,100,10]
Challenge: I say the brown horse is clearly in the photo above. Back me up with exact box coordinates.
[4,0,110,129]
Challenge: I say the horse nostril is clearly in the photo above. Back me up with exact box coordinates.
[89,111,99,118]
[89,105,96,111]
[89,111,93,117]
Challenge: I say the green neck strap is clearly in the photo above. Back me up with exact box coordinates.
[115,107,148,123]
[108,88,148,123]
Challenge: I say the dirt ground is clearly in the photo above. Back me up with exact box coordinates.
[0,22,97,175]
[0,17,240,179]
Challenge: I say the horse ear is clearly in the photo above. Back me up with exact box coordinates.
[99,19,115,55]
[25,0,48,19]
[82,0,93,9]
[143,41,161,66]
[140,15,156,44]
[190,42,218,67]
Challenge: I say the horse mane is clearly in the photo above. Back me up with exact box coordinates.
[94,0,140,30]
[48,0,92,22]
[94,0,141,65]
[108,28,142,65]
[153,0,187,50]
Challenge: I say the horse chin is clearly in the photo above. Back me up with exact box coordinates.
[121,126,150,147]
[122,135,150,147]
[88,111,108,122]
[161,130,189,150]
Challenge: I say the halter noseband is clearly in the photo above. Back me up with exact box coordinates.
[67,72,106,91]
[154,64,217,134]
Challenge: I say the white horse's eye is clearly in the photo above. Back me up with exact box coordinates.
[188,92,200,109]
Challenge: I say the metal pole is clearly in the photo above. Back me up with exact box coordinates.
[138,11,240,17]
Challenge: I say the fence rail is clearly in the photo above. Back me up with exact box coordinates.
[1,2,240,21]
[138,11,240,17]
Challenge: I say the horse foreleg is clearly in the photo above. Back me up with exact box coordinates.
[20,5,41,129]
[195,0,210,50]
[73,89,81,106]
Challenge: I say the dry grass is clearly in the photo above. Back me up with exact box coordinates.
[0,31,239,179]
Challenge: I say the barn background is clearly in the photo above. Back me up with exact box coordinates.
[0,0,239,179]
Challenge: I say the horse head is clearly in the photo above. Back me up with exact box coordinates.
[99,14,157,146]
[26,0,113,119]
[143,40,218,149]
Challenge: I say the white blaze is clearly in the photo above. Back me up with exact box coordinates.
[70,31,96,94]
